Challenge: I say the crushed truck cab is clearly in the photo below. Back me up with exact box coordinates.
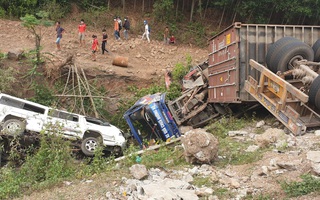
[123,93,180,148]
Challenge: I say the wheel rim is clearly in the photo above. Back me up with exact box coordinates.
[6,122,21,134]
[85,139,97,152]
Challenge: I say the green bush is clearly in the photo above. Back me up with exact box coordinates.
[281,174,320,197]
[0,67,16,93]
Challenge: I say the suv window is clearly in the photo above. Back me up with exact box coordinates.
[85,117,110,126]
[0,96,45,114]
[49,109,79,122]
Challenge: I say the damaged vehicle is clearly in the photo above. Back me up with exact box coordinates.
[0,93,126,156]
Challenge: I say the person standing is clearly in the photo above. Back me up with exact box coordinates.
[101,29,109,54]
[55,21,65,51]
[164,26,169,44]
[78,19,86,47]
[91,35,98,61]
[114,17,120,40]
[141,20,150,43]
[117,16,122,38]
[123,17,130,40]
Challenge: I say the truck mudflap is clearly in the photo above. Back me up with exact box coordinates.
[245,59,320,135]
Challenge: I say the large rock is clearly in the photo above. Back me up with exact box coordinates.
[129,164,148,180]
[181,129,219,164]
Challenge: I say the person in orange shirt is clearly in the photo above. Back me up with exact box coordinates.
[114,17,120,40]
[91,35,98,61]
[78,19,86,47]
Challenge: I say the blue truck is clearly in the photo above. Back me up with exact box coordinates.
[123,93,181,148]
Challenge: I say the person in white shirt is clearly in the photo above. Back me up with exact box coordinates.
[141,20,150,43]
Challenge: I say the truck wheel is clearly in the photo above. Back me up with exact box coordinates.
[266,37,299,70]
[81,137,101,156]
[2,119,25,136]
[312,39,320,62]
[309,76,320,110]
[270,41,314,73]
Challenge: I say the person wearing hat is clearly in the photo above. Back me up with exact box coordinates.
[141,20,150,43]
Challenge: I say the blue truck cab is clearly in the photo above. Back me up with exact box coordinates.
[123,93,181,148]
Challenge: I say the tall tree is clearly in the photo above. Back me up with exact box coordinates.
[190,0,196,22]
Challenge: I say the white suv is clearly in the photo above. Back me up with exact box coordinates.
[0,93,126,156]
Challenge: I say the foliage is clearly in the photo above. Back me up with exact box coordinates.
[20,12,53,72]
[153,0,174,23]
[281,174,320,197]
[0,67,16,93]
[0,125,76,199]
[140,145,188,169]
[29,83,57,106]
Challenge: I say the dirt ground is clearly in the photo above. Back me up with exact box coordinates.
[0,18,208,88]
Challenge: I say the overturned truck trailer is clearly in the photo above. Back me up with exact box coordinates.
[207,22,320,135]
[126,22,320,147]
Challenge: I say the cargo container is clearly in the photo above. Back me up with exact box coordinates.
[208,22,320,103]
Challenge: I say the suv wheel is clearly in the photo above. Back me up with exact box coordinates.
[2,119,25,136]
[81,137,101,156]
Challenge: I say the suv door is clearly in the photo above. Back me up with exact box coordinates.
[47,109,82,138]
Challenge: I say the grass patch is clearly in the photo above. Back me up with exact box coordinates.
[192,176,212,187]
[280,174,320,197]
[206,117,266,167]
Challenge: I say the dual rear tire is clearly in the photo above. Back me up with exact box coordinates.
[266,37,320,110]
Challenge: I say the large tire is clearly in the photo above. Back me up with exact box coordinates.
[309,75,320,110]
[81,137,101,156]
[312,39,320,62]
[269,41,314,73]
[266,37,300,70]
[2,119,25,136]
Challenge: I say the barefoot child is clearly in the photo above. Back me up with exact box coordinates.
[91,35,98,61]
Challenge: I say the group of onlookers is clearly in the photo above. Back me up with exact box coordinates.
[55,16,176,61]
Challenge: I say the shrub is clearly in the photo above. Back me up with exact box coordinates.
[281,174,320,197]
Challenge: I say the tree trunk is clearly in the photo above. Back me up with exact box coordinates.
[203,0,209,18]
[176,0,179,19]
[134,0,136,10]
[107,0,110,10]
[199,0,202,19]
[190,0,195,22]
[142,0,144,12]
[122,0,125,13]
[218,5,226,29]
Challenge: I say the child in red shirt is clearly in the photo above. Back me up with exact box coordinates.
[91,35,98,61]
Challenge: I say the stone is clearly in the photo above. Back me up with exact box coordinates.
[182,174,194,183]
[196,187,214,196]
[141,183,178,199]
[307,151,320,163]
[276,160,300,171]
[245,145,259,152]
[255,128,287,147]
[181,128,219,164]
[189,166,199,175]
[311,163,320,175]
[7,48,24,60]
[171,189,199,200]
[160,178,190,189]
[256,120,265,128]
[230,178,241,188]
[315,130,320,136]
[129,164,148,180]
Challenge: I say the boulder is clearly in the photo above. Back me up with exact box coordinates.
[129,164,148,180]
[181,129,219,164]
